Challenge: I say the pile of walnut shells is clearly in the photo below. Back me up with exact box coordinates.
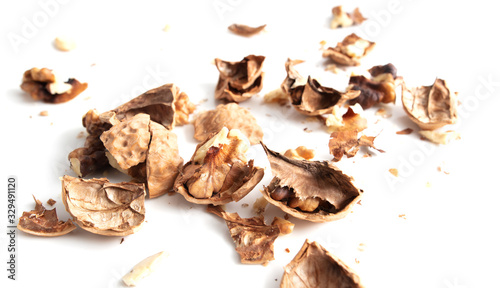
[17,4,461,287]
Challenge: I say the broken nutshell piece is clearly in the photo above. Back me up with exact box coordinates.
[193,103,263,145]
[322,34,375,66]
[348,63,399,109]
[329,131,384,162]
[20,67,87,103]
[228,24,266,37]
[326,105,367,134]
[401,78,458,130]
[61,175,146,236]
[214,55,265,102]
[175,127,264,205]
[281,59,359,115]
[122,251,167,287]
[207,205,280,265]
[261,143,362,222]
[281,239,363,288]
[283,146,315,161]
[17,195,76,237]
[330,6,366,29]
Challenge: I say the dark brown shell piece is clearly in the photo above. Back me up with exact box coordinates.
[348,63,398,109]
[17,195,76,237]
[228,24,266,37]
[281,239,364,288]
[214,55,265,102]
[261,143,362,222]
[207,205,280,265]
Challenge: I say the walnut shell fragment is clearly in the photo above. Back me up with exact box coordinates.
[281,59,360,116]
[401,78,458,130]
[193,103,263,145]
[322,34,375,66]
[122,251,168,287]
[348,63,399,109]
[214,55,265,102]
[17,195,76,237]
[20,67,87,103]
[228,24,266,37]
[331,6,366,29]
[281,239,363,288]
[61,175,146,236]
[207,205,280,265]
[175,127,264,205]
[329,131,385,162]
[261,143,362,222]
[326,105,367,134]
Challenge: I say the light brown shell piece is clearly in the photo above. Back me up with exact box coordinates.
[207,205,280,265]
[228,24,266,37]
[322,33,375,66]
[329,131,384,162]
[173,91,196,126]
[17,195,76,237]
[401,78,458,130]
[193,103,263,145]
[281,239,364,288]
[100,113,151,170]
[261,143,362,222]
[214,55,265,103]
[61,175,146,236]
[146,121,183,198]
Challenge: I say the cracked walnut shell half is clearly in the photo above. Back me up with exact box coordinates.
[330,6,366,29]
[322,34,375,66]
[214,55,265,102]
[401,78,458,130]
[174,127,264,205]
[281,239,363,288]
[61,175,146,236]
[261,143,362,222]
[20,67,87,103]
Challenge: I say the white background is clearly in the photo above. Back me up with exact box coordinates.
[1,0,500,287]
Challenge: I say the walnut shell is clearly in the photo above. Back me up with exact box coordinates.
[214,55,265,102]
[193,103,263,145]
[261,143,362,222]
[228,24,266,37]
[146,121,183,198]
[175,128,264,205]
[401,78,458,130]
[281,239,363,288]
[348,63,398,109]
[61,175,146,236]
[322,33,375,66]
[17,195,76,237]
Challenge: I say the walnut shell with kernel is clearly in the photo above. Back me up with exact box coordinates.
[61,175,146,236]
[261,143,362,222]
[175,127,264,205]
[322,33,375,66]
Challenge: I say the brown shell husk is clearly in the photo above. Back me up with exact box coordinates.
[281,59,359,116]
[146,121,183,198]
[401,78,457,130]
[348,63,398,109]
[17,195,76,237]
[228,24,266,37]
[214,55,265,102]
[281,239,364,288]
[207,205,280,265]
[61,175,146,236]
[261,143,362,222]
[193,103,263,145]
[322,33,375,66]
